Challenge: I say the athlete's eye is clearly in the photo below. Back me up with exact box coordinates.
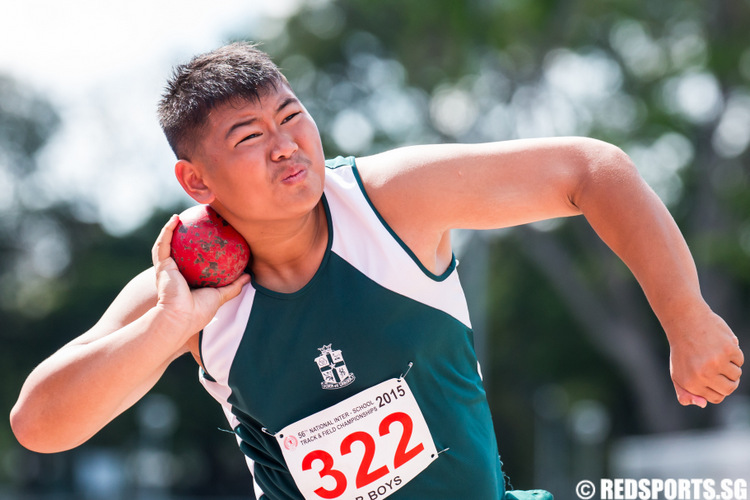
[281,112,300,124]
[237,132,262,146]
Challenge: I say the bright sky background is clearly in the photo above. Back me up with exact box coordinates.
[0,0,300,234]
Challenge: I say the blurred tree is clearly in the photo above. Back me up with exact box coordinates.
[1,75,63,456]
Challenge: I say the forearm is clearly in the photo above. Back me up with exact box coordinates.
[10,307,191,453]
[572,144,744,404]
[572,146,705,328]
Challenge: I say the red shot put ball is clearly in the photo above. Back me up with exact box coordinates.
[170,205,250,288]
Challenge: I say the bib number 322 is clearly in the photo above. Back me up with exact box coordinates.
[277,378,439,500]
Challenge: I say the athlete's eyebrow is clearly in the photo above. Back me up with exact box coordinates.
[226,117,257,140]
[225,97,301,140]
[276,96,300,113]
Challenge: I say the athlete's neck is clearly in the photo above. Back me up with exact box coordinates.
[243,201,328,293]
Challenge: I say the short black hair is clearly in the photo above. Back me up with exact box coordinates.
[158,42,288,160]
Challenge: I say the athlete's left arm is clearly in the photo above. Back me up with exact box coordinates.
[356,137,743,407]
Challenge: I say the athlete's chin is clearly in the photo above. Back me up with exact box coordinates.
[280,184,325,215]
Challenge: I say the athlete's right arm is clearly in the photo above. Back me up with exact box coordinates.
[9,215,250,453]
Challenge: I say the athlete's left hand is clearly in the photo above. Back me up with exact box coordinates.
[667,309,743,407]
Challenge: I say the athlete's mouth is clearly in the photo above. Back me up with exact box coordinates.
[280,165,308,184]
[284,169,304,181]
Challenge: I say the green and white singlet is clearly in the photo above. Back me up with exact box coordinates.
[198,157,505,499]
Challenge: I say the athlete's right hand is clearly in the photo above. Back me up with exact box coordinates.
[151,214,250,337]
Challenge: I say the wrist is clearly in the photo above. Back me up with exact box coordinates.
[145,305,198,350]
[653,292,711,343]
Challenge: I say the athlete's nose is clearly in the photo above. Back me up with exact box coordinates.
[271,131,298,161]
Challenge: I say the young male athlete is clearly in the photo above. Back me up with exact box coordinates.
[11,42,744,499]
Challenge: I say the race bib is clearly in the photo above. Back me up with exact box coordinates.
[277,378,438,500]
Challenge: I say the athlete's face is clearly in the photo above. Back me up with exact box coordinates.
[178,84,326,228]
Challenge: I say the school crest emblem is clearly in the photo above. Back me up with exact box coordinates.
[314,344,355,390]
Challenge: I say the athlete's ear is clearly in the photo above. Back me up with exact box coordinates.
[175,159,216,204]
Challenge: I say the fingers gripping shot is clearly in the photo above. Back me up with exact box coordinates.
[9,42,743,500]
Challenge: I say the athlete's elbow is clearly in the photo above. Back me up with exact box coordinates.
[11,401,46,452]
[569,138,640,206]
[10,400,78,454]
